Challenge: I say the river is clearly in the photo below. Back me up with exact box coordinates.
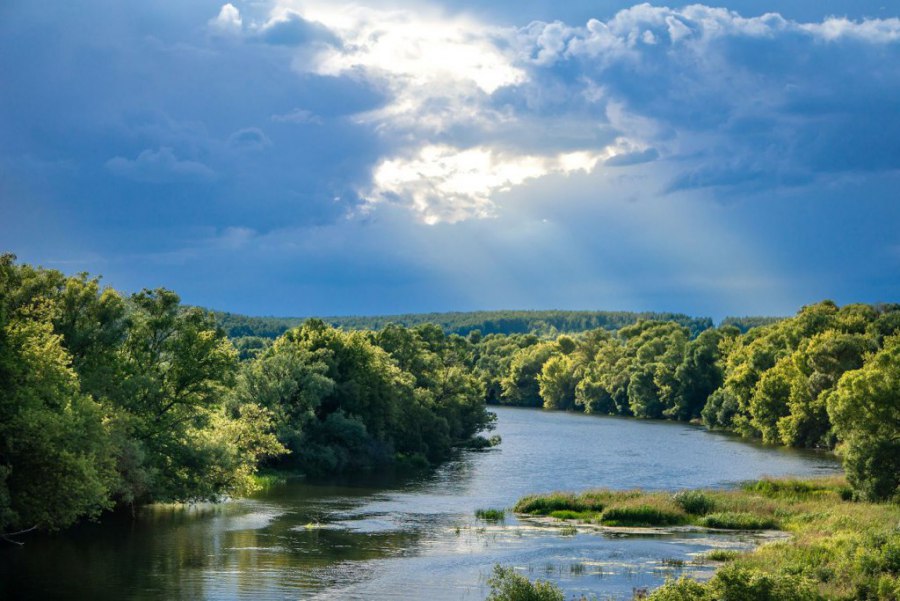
[0,406,841,600]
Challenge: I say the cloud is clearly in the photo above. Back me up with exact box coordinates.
[255,2,900,222]
[366,143,630,224]
[227,127,273,151]
[209,3,243,34]
[271,108,323,125]
[105,147,216,183]
[256,12,340,46]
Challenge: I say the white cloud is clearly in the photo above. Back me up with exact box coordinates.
[367,141,639,224]
[254,2,900,223]
[209,3,243,33]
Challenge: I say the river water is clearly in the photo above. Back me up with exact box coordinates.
[1,407,841,600]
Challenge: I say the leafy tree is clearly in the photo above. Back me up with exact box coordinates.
[538,354,579,410]
[0,255,115,533]
[826,336,900,500]
[501,342,556,406]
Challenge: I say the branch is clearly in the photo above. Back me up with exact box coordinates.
[1,525,37,545]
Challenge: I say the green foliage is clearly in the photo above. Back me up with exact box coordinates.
[235,319,494,476]
[826,335,900,501]
[699,512,779,530]
[647,577,710,601]
[705,550,741,562]
[600,504,687,527]
[214,309,714,340]
[501,342,557,406]
[672,490,716,515]
[485,565,565,601]
[514,491,609,515]
[525,477,899,600]
[475,508,506,521]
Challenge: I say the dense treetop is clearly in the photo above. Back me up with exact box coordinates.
[213,309,716,340]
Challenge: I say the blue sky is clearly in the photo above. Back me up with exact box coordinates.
[1,1,899,320]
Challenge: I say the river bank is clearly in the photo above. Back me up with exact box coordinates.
[509,476,900,599]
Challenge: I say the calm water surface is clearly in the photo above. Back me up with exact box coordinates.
[1,407,841,600]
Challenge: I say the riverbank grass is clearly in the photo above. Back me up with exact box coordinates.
[513,476,900,599]
[475,508,506,522]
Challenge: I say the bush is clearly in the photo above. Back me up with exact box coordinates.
[673,491,716,515]
[709,565,823,601]
[485,565,564,601]
[700,512,778,530]
[647,577,710,600]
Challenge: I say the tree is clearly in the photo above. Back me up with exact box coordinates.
[0,256,114,532]
[111,289,255,503]
[538,354,579,410]
[501,342,556,406]
[826,335,900,500]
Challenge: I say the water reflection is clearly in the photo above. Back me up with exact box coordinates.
[1,407,841,600]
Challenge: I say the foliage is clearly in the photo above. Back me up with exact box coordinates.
[519,477,899,601]
[826,335,900,501]
[672,490,716,515]
[475,508,506,521]
[234,320,494,475]
[214,309,714,340]
[699,512,779,530]
[485,565,565,601]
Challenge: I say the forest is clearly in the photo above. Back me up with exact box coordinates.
[213,309,720,339]
[1,255,897,539]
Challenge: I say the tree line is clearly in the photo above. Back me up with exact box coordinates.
[2,254,896,538]
[0,256,494,536]
[214,309,718,339]
[474,301,899,501]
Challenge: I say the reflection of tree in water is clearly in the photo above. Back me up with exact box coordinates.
[0,485,431,601]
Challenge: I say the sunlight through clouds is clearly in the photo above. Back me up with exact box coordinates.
[368,141,641,223]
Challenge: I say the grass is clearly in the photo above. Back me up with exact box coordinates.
[599,502,688,527]
[248,471,288,490]
[475,508,506,522]
[704,549,741,562]
[699,511,779,530]
[513,476,900,600]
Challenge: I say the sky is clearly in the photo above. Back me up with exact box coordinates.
[1,1,899,320]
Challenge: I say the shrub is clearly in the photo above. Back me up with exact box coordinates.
[485,565,564,601]
[709,564,823,601]
[673,491,716,515]
[647,578,710,601]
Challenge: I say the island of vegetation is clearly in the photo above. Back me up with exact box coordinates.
[2,251,898,600]
[486,476,899,600]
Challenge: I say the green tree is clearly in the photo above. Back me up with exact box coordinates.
[826,336,900,501]
[0,255,114,532]
[538,354,579,410]
[501,342,556,406]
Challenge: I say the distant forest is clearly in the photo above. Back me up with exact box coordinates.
[213,309,781,340]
